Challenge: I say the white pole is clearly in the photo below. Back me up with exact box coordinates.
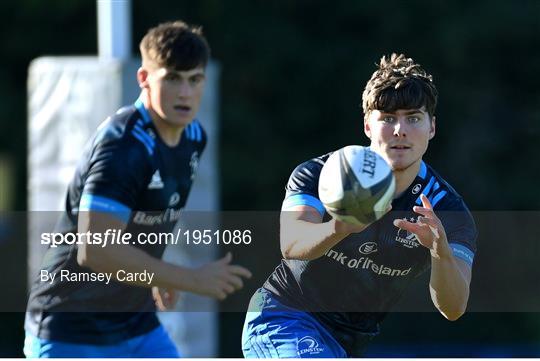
[97,0,132,60]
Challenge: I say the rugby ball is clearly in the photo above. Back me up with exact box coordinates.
[318,145,395,225]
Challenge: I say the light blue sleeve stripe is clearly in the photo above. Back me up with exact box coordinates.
[449,243,474,266]
[281,194,326,217]
[190,123,197,140]
[131,130,153,155]
[79,194,131,223]
[423,176,436,196]
[416,176,435,205]
[185,124,192,140]
[194,121,202,142]
[134,125,155,147]
[431,190,448,207]
[133,126,156,148]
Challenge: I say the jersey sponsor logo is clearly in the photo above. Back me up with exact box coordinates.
[297,336,324,356]
[395,217,421,248]
[168,192,180,207]
[132,208,182,226]
[358,241,378,255]
[325,249,411,276]
[190,152,200,180]
[412,183,422,194]
[148,170,164,189]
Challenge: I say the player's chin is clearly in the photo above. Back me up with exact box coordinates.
[168,109,194,124]
[168,116,192,128]
[388,159,414,172]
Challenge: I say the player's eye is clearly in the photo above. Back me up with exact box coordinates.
[408,116,421,123]
[189,75,204,86]
[381,116,395,123]
[189,76,202,85]
[165,73,181,82]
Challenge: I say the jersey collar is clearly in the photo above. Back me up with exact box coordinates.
[134,97,152,124]
[417,160,427,179]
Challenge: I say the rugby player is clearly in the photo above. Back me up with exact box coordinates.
[24,21,251,357]
[242,53,477,357]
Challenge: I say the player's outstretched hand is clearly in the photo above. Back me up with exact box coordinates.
[191,252,252,300]
[393,194,449,256]
[152,286,178,311]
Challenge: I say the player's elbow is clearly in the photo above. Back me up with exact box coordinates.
[76,243,102,270]
[281,248,303,260]
[280,239,306,260]
[443,312,464,321]
[280,243,294,260]
[440,307,466,321]
[280,234,297,259]
[280,241,319,261]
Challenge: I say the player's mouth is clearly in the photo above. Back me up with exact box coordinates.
[388,144,412,153]
[173,105,192,116]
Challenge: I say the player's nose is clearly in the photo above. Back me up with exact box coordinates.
[392,119,407,137]
[177,82,192,98]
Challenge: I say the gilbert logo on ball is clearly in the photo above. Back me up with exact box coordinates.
[318,146,395,225]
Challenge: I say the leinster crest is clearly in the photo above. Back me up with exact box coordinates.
[190,151,200,180]
[395,217,420,249]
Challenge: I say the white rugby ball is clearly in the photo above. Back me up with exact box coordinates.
[318,145,395,225]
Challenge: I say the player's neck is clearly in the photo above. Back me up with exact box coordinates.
[140,94,183,147]
[393,160,421,197]
[149,110,184,147]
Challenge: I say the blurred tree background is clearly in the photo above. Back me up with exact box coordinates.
[0,0,539,357]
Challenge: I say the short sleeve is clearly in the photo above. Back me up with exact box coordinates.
[435,195,478,266]
[80,135,152,223]
[281,157,326,217]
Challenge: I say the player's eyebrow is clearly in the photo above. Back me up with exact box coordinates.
[379,109,424,116]
[165,69,205,77]
[403,109,423,115]
[402,109,423,115]
[190,71,205,78]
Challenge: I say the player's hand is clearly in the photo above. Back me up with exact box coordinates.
[393,194,450,258]
[152,286,178,311]
[191,252,252,300]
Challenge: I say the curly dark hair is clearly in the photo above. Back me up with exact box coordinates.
[362,53,438,117]
[139,21,210,71]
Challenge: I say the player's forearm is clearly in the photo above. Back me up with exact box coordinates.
[77,242,198,290]
[280,219,348,260]
[76,211,200,290]
[429,247,469,321]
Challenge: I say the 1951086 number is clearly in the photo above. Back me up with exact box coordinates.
[184,229,252,245]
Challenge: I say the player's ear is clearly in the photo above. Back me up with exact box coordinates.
[137,67,150,89]
[429,115,436,140]
[363,114,372,139]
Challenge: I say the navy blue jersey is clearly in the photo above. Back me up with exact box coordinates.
[25,99,206,345]
[264,151,477,356]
